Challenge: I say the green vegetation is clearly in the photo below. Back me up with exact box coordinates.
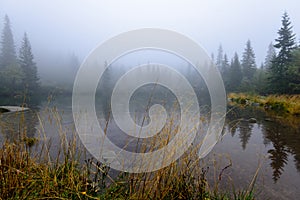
[269,12,298,94]
[240,40,257,90]
[216,12,300,95]
[228,93,300,116]
[0,15,39,101]
[1,9,299,200]
[0,11,298,100]
[19,33,40,96]
[0,108,256,200]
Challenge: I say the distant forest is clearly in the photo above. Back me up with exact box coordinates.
[0,12,299,101]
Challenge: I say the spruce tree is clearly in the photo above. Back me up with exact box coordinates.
[287,48,300,93]
[221,54,230,86]
[216,44,223,72]
[0,15,23,96]
[265,42,276,71]
[222,54,230,73]
[19,32,39,95]
[241,40,256,81]
[269,12,296,93]
[253,64,268,95]
[227,53,242,92]
[0,15,17,68]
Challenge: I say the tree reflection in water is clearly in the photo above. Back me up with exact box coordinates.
[226,106,300,182]
[262,119,300,182]
[239,121,253,150]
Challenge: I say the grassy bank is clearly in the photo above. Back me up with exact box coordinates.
[0,107,256,200]
[228,93,300,116]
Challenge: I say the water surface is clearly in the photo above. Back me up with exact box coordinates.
[0,96,299,200]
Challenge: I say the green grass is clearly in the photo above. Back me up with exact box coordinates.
[0,106,257,200]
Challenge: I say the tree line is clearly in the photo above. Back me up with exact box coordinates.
[213,12,299,95]
[0,12,299,101]
[0,15,39,100]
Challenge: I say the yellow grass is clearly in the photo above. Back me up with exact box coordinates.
[228,93,300,116]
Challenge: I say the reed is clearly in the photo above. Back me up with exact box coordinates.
[0,105,256,199]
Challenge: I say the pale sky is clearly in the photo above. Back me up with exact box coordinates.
[1,0,300,66]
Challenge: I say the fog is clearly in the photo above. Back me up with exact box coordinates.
[1,0,300,85]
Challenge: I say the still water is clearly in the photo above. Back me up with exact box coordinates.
[0,96,300,200]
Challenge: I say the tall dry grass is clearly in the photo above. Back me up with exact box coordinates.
[0,105,256,200]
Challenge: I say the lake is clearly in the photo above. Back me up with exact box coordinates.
[0,95,299,200]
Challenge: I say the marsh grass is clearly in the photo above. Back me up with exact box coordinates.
[228,93,300,116]
[0,104,256,200]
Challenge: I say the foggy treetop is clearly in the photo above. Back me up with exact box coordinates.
[0,0,299,66]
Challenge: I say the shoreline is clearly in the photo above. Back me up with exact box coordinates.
[228,93,300,116]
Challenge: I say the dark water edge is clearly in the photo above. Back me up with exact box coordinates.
[0,95,300,199]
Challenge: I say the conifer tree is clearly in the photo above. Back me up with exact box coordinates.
[227,53,242,92]
[19,32,39,94]
[241,40,256,81]
[287,48,300,93]
[269,12,296,93]
[265,42,276,71]
[216,44,223,71]
[0,15,17,68]
[0,15,23,95]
